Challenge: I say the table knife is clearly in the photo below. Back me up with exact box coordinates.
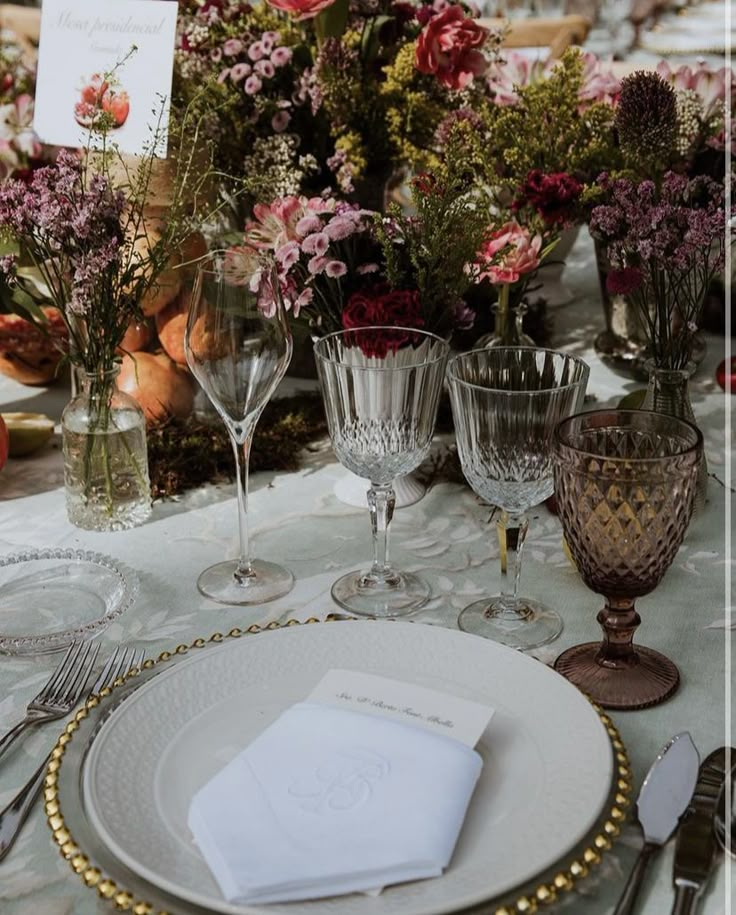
[670,746,732,915]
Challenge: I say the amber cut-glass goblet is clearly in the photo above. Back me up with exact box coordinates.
[553,410,702,710]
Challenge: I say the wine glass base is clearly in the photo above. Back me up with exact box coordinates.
[197,559,294,606]
[554,641,680,710]
[458,597,563,650]
[331,570,430,618]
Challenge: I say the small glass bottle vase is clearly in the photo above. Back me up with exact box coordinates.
[476,285,534,349]
[642,360,708,508]
[62,366,152,531]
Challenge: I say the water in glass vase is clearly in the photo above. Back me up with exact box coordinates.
[62,368,152,531]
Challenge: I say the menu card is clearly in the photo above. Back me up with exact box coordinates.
[33,0,179,155]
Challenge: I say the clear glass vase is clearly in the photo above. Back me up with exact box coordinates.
[62,366,152,531]
[642,360,708,509]
[476,285,534,349]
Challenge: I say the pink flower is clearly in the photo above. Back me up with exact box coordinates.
[301,232,330,256]
[246,197,304,250]
[223,38,244,56]
[244,75,262,95]
[271,47,293,68]
[308,255,327,275]
[415,6,489,90]
[217,68,231,84]
[265,0,337,20]
[294,287,313,316]
[476,221,543,286]
[255,59,276,79]
[223,245,262,287]
[577,51,621,105]
[324,215,360,241]
[296,214,322,235]
[261,35,275,54]
[656,60,732,119]
[325,260,347,278]
[248,41,265,61]
[486,52,545,105]
[230,62,251,82]
[271,110,291,132]
[357,262,379,274]
[275,240,300,270]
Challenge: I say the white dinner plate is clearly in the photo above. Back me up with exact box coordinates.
[81,621,613,915]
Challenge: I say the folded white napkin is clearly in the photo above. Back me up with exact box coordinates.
[188,701,482,904]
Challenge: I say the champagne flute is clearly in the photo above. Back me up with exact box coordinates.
[184,252,294,605]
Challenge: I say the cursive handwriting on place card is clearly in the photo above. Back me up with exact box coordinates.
[309,670,494,748]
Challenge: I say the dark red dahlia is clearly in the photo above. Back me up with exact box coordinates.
[519,170,583,227]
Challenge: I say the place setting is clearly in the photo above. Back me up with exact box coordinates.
[0,0,730,912]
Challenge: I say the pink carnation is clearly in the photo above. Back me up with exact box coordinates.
[415,6,489,91]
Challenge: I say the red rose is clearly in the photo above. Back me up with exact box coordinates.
[415,6,488,91]
[265,0,336,19]
[606,267,643,296]
[519,170,583,227]
[342,286,425,358]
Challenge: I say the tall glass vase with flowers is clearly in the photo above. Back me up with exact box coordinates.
[0,62,219,530]
[590,170,728,506]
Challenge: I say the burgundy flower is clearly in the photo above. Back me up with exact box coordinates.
[519,170,583,226]
[342,285,425,358]
[606,267,643,296]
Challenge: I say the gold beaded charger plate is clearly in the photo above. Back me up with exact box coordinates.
[47,619,631,915]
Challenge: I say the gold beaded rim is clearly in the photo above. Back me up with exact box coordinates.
[45,617,633,915]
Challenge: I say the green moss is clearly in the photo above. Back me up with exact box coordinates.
[147,394,327,499]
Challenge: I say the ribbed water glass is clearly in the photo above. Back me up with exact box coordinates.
[448,347,589,649]
[314,327,449,617]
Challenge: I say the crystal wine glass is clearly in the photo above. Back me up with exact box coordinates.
[314,327,449,617]
[553,409,702,710]
[184,253,294,605]
[447,347,589,649]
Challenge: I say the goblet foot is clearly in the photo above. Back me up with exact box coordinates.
[554,641,679,710]
[197,559,294,606]
[331,569,430,618]
[458,597,563,650]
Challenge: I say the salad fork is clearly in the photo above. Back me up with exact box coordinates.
[0,640,100,763]
[0,645,145,860]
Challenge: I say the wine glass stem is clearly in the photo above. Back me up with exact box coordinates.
[596,596,641,667]
[497,511,529,612]
[232,436,254,583]
[368,483,396,579]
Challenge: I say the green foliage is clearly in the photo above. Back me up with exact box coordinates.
[480,49,619,193]
[375,124,491,334]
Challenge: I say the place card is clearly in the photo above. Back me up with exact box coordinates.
[308,668,494,748]
[33,0,179,155]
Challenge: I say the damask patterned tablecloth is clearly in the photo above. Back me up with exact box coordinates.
[0,231,732,914]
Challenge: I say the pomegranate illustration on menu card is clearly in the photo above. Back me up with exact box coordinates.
[74,73,130,129]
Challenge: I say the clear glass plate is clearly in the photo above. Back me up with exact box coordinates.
[0,548,139,655]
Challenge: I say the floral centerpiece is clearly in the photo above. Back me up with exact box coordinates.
[172,0,503,211]
[0,66,217,530]
[224,129,490,340]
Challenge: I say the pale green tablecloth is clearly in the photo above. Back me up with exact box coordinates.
[0,230,733,914]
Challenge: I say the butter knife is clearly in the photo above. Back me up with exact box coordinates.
[614,732,700,915]
[671,746,732,915]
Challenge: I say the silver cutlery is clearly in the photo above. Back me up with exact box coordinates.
[713,760,735,858]
[0,645,144,860]
[0,640,100,763]
[671,746,732,915]
[614,732,700,915]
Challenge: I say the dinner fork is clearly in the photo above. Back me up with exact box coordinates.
[0,645,145,860]
[0,640,100,764]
